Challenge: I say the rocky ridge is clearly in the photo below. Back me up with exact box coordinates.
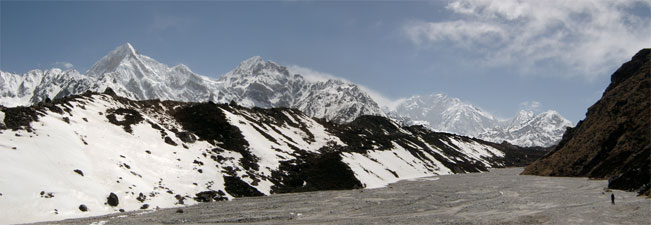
[522,48,650,196]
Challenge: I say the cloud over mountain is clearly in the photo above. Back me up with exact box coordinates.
[404,0,651,79]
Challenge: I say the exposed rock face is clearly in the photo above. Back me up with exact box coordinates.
[522,49,650,195]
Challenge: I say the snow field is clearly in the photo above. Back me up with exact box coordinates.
[0,95,234,224]
[0,93,515,224]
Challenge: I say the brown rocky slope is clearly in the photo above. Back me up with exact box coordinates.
[522,49,650,196]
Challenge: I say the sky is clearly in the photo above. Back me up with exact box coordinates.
[1,0,649,123]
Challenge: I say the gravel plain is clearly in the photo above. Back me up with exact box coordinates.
[37,168,650,225]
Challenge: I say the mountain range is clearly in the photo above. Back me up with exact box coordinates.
[0,43,571,147]
[391,94,572,147]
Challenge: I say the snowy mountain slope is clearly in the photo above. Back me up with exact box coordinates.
[392,94,573,147]
[214,56,384,123]
[0,91,542,224]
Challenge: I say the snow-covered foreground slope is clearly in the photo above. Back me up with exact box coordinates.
[0,92,543,224]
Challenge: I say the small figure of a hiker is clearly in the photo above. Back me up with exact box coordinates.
[611,193,615,205]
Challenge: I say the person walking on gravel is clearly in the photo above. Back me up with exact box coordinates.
[611,193,615,205]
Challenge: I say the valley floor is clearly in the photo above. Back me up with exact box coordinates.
[34,168,650,225]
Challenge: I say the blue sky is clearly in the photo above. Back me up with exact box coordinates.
[1,1,649,122]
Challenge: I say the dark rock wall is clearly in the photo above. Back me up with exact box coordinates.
[522,49,650,195]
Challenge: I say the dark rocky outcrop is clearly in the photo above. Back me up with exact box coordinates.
[522,49,650,196]
[271,150,363,193]
[106,108,144,133]
[107,192,119,206]
[477,140,551,167]
[223,176,264,197]
[78,204,88,212]
[2,106,42,131]
[73,169,84,176]
[103,87,117,96]
[174,103,258,171]
[193,190,228,202]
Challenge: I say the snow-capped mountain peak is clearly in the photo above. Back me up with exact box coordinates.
[229,56,290,78]
[394,93,497,136]
[508,110,535,128]
[172,64,193,73]
[237,55,265,70]
[86,42,139,77]
[391,93,572,147]
[215,56,383,122]
[478,109,573,147]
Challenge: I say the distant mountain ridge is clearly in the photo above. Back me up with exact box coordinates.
[391,94,572,147]
[0,43,570,146]
[393,94,499,136]
[479,110,573,147]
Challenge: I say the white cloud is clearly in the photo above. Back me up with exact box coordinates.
[54,61,74,69]
[287,65,346,83]
[405,20,507,48]
[287,65,406,110]
[358,85,407,111]
[404,0,651,79]
[520,100,542,112]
